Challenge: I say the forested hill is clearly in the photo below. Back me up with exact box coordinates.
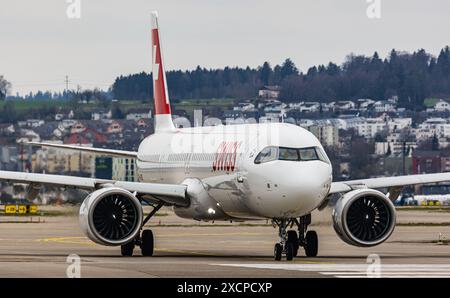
[112,47,450,108]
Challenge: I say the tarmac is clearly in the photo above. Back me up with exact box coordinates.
[1,206,450,278]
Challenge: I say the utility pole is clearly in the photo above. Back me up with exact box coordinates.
[402,141,406,175]
[65,75,69,100]
[19,142,24,172]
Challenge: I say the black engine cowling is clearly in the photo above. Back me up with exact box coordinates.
[332,189,396,247]
[79,187,143,246]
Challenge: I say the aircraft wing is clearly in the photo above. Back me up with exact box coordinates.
[25,142,138,158]
[329,172,450,194]
[0,170,187,206]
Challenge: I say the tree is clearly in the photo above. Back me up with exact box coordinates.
[112,103,124,119]
[259,62,272,85]
[1,101,17,123]
[109,47,450,106]
[0,76,11,100]
[280,58,299,78]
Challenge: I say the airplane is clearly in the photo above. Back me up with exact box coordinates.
[4,11,450,261]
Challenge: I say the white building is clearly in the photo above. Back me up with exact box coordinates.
[321,102,335,112]
[26,119,45,128]
[433,99,450,112]
[17,129,40,143]
[258,86,281,99]
[417,118,450,138]
[233,102,255,112]
[113,158,137,182]
[297,119,316,128]
[335,101,356,111]
[387,117,412,132]
[55,110,74,121]
[413,128,436,141]
[373,100,397,112]
[355,118,388,139]
[339,117,366,131]
[91,109,112,121]
[126,109,152,121]
[375,141,417,156]
[299,102,320,113]
[307,122,339,147]
[357,98,375,111]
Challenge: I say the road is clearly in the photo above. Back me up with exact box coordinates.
[0,207,450,277]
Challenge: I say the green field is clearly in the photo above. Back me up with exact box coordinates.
[0,98,234,115]
[423,98,440,108]
[0,99,72,111]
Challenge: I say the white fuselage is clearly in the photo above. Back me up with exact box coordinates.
[136,122,332,220]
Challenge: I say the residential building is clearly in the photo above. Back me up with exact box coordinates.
[433,99,450,112]
[307,123,339,147]
[299,102,320,113]
[126,109,152,121]
[412,150,450,174]
[91,109,112,120]
[373,100,396,112]
[258,85,281,99]
[335,101,356,111]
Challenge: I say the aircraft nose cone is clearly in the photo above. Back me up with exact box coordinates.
[283,162,332,212]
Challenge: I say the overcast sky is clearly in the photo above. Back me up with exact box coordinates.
[1,0,450,95]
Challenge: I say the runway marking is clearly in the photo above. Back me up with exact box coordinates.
[35,231,270,246]
[36,237,96,246]
[213,263,450,278]
[156,248,219,256]
[36,237,224,256]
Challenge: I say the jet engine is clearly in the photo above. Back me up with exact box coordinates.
[332,188,396,247]
[79,187,143,246]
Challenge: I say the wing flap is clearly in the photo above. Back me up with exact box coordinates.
[0,170,107,190]
[0,170,187,206]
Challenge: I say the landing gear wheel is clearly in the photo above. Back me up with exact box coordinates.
[274,243,282,261]
[121,241,135,256]
[287,230,299,257]
[285,242,294,261]
[304,230,318,257]
[140,229,154,256]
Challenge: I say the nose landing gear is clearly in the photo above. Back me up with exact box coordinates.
[272,214,318,261]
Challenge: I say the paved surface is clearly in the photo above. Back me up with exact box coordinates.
[1,207,450,277]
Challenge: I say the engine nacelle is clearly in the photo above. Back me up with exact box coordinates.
[79,187,143,246]
[332,188,396,247]
[173,178,229,221]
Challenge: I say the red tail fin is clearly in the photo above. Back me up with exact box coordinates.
[151,11,175,132]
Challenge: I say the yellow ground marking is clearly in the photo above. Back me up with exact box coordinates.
[36,231,270,244]
[36,236,96,246]
[34,236,336,264]
[155,248,219,256]
[155,231,268,237]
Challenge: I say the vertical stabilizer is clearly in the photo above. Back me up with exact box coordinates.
[151,11,175,132]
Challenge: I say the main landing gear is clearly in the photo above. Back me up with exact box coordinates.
[272,214,318,261]
[121,201,163,257]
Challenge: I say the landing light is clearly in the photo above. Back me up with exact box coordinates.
[207,208,216,215]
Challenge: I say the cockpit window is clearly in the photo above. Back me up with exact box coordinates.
[279,147,299,161]
[299,147,318,161]
[254,146,330,164]
[254,146,278,164]
[316,147,331,164]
